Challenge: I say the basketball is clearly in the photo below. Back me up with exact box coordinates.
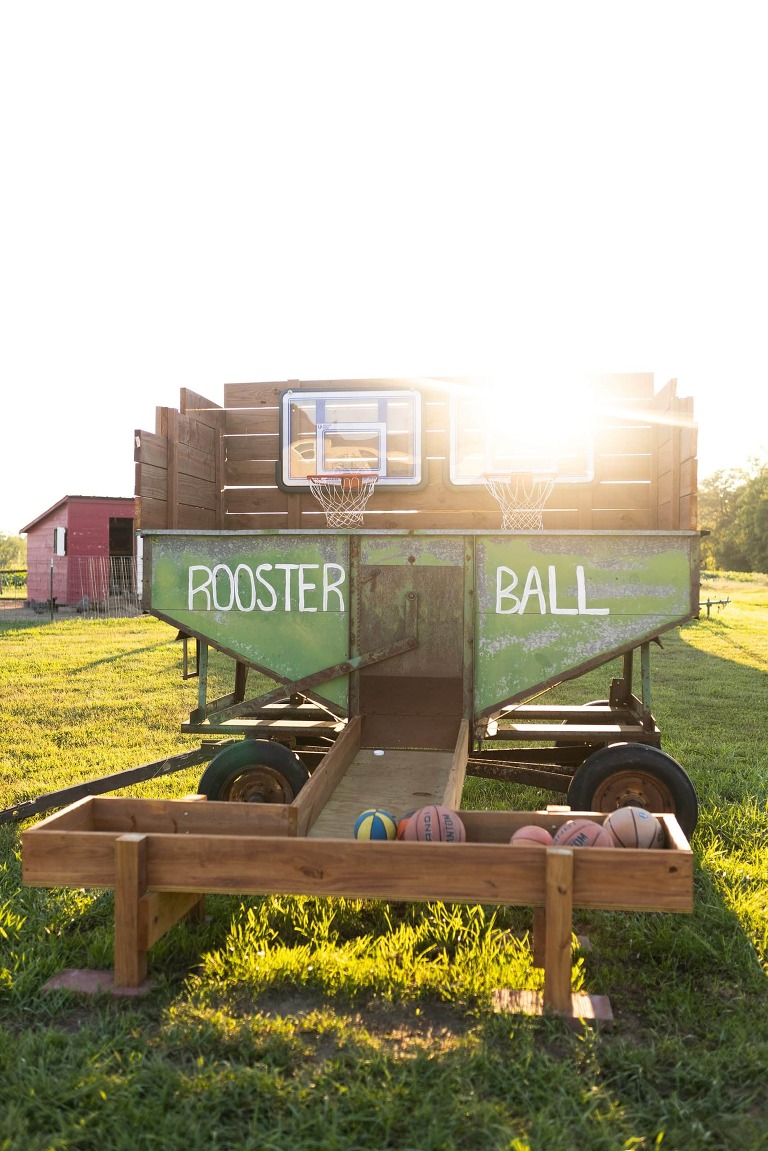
[354,808,398,840]
[401,805,466,842]
[396,809,417,839]
[552,818,613,848]
[510,824,554,847]
[603,807,664,849]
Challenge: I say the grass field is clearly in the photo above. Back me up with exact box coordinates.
[0,577,766,1150]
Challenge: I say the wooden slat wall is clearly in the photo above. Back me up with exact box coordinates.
[134,389,225,530]
[653,380,698,530]
[134,375,698,531]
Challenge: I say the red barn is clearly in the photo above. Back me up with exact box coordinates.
[20,496,136,609]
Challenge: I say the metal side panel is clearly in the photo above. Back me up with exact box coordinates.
[145,532,352,709]
[474,532,699,716]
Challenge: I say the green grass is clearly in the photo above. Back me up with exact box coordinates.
[0,587,767,1151]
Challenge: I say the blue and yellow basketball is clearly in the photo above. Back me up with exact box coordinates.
[354,808,398,840]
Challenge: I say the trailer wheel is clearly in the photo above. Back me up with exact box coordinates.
[566,742,698,838]
[197,739,310,803]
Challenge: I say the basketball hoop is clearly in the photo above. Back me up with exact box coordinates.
[307,473,379,528]
[483,473,556,531]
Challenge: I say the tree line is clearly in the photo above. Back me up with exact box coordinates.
[698,458,768,573]
[0,533,25,569]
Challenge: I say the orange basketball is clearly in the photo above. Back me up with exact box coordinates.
[402,805,466,842]
[510,825,554,847]
[396,809,417,840]
[552,818,613,848]
[603,807,665,848]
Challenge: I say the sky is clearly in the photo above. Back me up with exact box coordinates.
[2,1,766,536]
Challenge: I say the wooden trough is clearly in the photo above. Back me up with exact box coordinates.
[23,717,693,1020]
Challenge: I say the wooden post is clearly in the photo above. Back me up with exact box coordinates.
[532,906,546,969]
[543,848,574,1014]
[114,833,149,989]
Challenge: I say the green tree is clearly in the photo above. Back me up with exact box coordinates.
[698,459,768,572]
[0,533,26,569]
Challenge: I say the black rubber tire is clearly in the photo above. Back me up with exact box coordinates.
[566,742,699,838]
[197,739,310,804]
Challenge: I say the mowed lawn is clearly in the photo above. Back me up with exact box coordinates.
[0,577,766,1151]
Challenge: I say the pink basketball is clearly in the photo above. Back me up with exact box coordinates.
[510,825,554,847]
[552,818,613,848]
[402,805,466,842]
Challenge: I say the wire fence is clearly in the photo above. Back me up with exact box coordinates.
[1,558,141,619]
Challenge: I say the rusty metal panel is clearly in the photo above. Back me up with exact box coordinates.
[474,533,699,715]
[359,534,465,678]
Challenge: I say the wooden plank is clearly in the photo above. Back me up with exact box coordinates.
[224,382,285,408]
[224,487,290,514]
[442,719,469,809]
[594,455,652,483]
[136,462,168,503]
[180,388,224,428]
[175,504,218,529]
[653,377,677,407]
[166,408,179,529]
[543,848,574,1012]
[90,796,296,836]
[177,474,218,511]
[225,409,281,436]
[225,434,280,462]
[591,482,651,511]
[657,436,674,477]
[114,834,148,988]
[177,442,217,483]
[177,412,217,455]
[493,989,614,1023]
[143,890,206,948]
[225,460,281,485]
[570,848,693,910]
[594,425,652,455]
[294,716,363,835]
[140,835,551,903]
[22,796,96,833]
[134,430,168,469]
[679,492,697,531]
[223,511,291,530]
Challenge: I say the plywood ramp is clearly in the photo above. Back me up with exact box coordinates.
[308,726,468,839]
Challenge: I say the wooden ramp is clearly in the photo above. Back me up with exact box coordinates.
[295,716,470,840]
[308,748,461,839]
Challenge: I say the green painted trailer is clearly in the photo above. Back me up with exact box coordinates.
[141,524,700,835]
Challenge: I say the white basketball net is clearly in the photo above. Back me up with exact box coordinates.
[307,473,378,527]
[484,473,556,530]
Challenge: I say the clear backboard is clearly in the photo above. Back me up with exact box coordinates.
[447,387,595,486]
[280,389,422,488]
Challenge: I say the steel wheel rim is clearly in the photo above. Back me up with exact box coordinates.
[223,766,296,804]
[591,769,675,814]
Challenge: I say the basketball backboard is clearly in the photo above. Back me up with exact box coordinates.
[447,386,595,486]
[280,388,423,488]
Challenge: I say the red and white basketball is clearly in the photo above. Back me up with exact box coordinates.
[603,807,665,848]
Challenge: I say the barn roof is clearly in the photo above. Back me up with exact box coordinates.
[19,495,134,534]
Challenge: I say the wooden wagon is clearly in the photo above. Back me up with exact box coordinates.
[22,373,699,1018]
